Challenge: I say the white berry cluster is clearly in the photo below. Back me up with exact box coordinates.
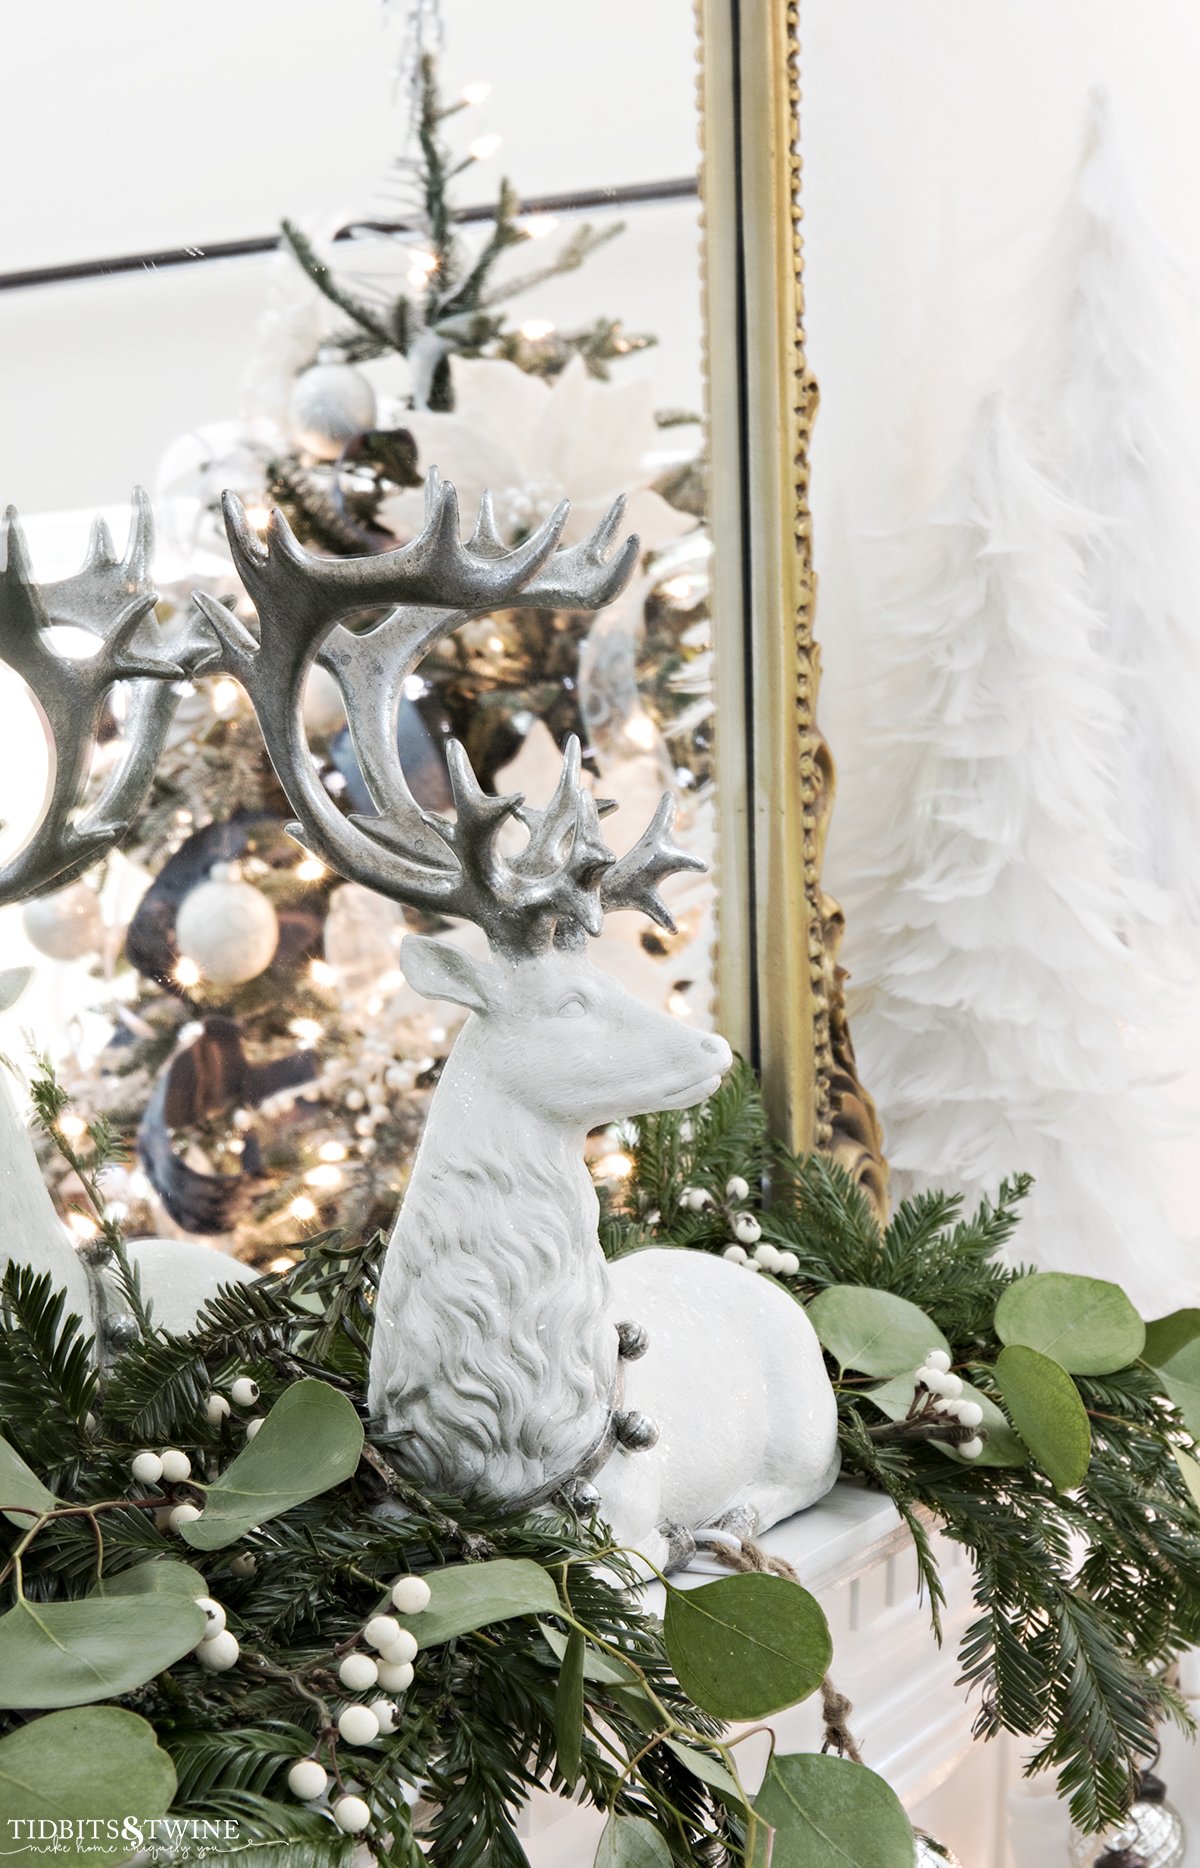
[286,1573,434,1835]
[192,1594,239,1672]
[679,1176,801,1279]
[914,1349,985,1459]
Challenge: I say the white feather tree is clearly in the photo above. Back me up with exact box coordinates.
[843,393,1189,1308]
[1018,86,1200,922]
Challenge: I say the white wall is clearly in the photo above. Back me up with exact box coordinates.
[0,0,702,512]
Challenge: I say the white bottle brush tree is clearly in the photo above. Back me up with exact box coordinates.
[844,392,1187,1307]
[1016,85,1200,922]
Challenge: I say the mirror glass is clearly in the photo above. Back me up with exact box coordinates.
[0,0,716,1263]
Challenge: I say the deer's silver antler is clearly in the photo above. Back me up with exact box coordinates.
[0,492,216,904]
[196,471,638,950]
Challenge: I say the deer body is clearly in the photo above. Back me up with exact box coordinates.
[367,942,841,1561]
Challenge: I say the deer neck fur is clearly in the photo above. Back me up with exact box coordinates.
[367,1016,618,1509]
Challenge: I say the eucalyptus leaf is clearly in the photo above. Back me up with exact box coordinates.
[994,1345,1092,1491]
[1154,1338,1200,1439]
[594,1813,672,1868]
[0,1595,206,1709]
[555,1627,585,1782]
[94,1558,209,1600]
[539,1620,638,1686]
[754,1752,915,1868]
[663,1737,747,1807]
[392,1558,560,1645]
[0,1431,59,1528]
[995,1272,1144,1374]
[1173,1445,1200,1520]
[663,1573,831,1720]
[865,1372,1027,1468]
[805,1286,949,1377]
[180,1378,363,1550]
[1144,1308,1200,1369]
[0,1706,176,1859]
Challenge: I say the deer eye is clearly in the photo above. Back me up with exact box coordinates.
[557,994,588,1018]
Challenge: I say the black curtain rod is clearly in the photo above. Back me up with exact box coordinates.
[0,176,699,295]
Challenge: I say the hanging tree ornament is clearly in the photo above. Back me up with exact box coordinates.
[175,862,280,987]
[288,351,378,462]
[914,1836,964,1867]
[1068,1765,1185,1868]
[22,878,104,960]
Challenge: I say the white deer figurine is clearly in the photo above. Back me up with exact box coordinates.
[198,473,840,1570]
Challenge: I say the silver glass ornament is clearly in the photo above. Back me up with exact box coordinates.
[288,358,377,460]
[914,1836,964,1867]
[1068,1773,1185,1868]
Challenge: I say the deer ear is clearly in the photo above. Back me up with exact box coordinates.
[399,934,497,1013]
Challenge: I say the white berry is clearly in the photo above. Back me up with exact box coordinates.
[920,1369,950,1396]
[131,1451,163,1486]
[229,1553,256,1577]
[205,1394,231,1425]
[725,1176,750,1202]
[369,1698,399,1735]
[752,1243,780,1271]
[925,1349,951,1373]
[390,1576,431,1615]
[168,1503,202,1531]
[230,1377,260,1407]
[722,1244,748,1265]
[775,1250,800,1277]
[194,1596,226,1636]
[380,1627,419,1665]
[680,1187,711,1211]
[339,1653,379,1691]
[196,1629,239,1670]
[333,1795,371,1834]
[959,1436,984,1460]
[160,1448,192,1483]
[941,1372,963,1399]
[337,1705,380,1746]
[287,1759,328,1801]
[364,1615,401,1651]
[957,1401,984,1429]
[245,1419,263,1441]
[376,1659,415,1693]
[733,1214,762,1245]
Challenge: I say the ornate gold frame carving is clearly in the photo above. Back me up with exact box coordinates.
[698,0,888,1211]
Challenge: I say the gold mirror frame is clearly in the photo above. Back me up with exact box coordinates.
[698,0,888,1214]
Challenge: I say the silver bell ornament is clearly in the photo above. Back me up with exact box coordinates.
[288,353,377,461]
[1068,1769,1185,1868]
[22,880,103,960]
[175,863,279,988]
[914,1836,964,1866]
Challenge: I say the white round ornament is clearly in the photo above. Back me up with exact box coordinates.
[289,359,377,461]
[288,1759,329,1801]
[22,882,103,961]
[337,1704,380,1745]
[332,1794,372,1834]
[390,1575,431,1615]
[196,1629,239,1670]
[339,1653,379,1691]
[194,1596,226,1636]
[176,868,279,987]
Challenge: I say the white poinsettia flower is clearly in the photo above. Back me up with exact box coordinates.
[379,355,694,552]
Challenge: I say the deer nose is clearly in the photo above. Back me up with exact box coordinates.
[701,1033,733,1072]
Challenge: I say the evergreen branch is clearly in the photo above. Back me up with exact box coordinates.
[280,220,403,353]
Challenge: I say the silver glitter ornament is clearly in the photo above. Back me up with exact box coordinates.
[914,1836,964,1867]
[1068,1771,1185,1868]
[288,358,377,461]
